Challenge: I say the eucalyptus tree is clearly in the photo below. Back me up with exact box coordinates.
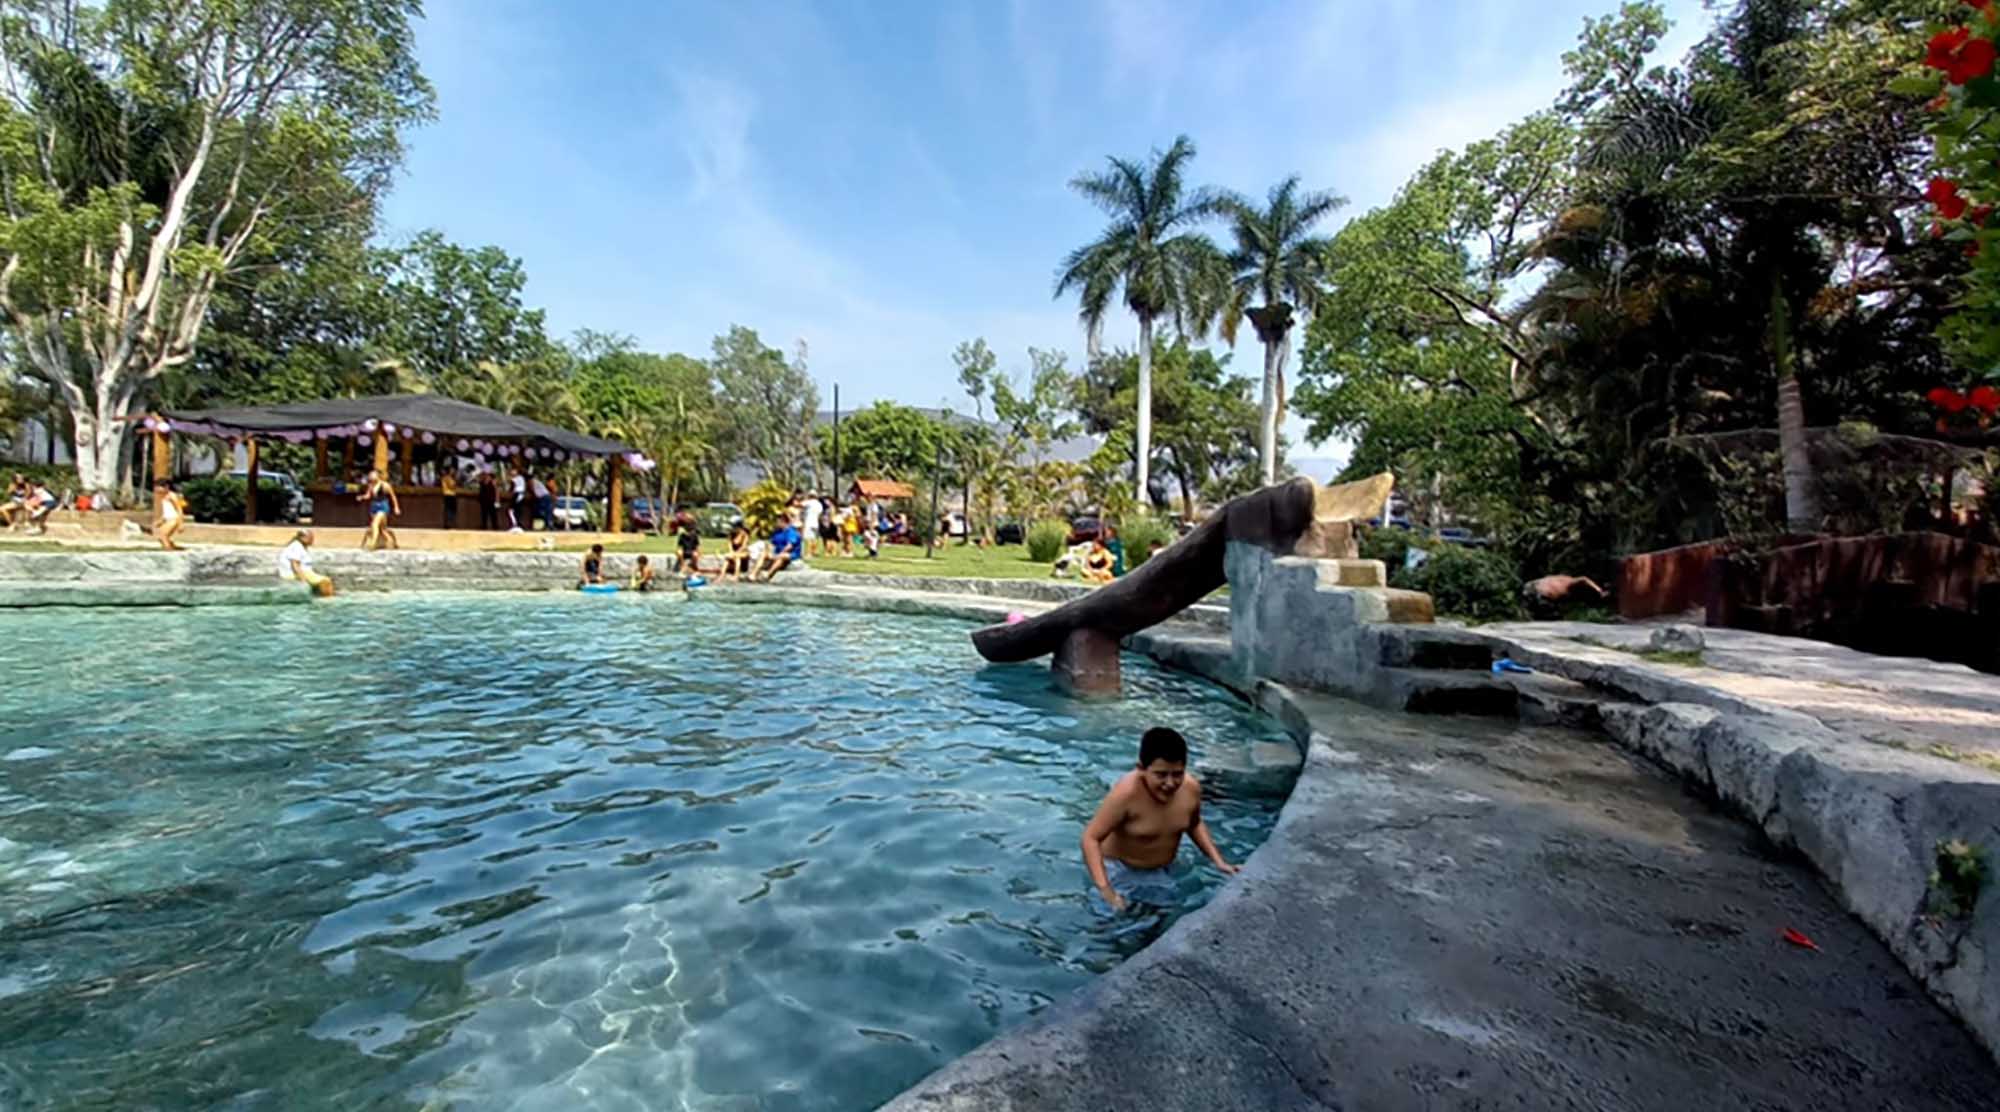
[1056,135,1227,504]
[1220,176,1344,484]
[0,0,432,491]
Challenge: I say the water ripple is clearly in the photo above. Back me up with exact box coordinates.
[0,594,1291,1111]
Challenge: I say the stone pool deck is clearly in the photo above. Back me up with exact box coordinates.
[6,547,2000,1107]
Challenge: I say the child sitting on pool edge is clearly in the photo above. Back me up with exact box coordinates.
[578,544,605,588]
[1081,726,1237,913]
[631,554,656,592]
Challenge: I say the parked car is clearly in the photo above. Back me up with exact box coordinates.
[994,520,1025,546]
[224,468,308,522]
[1066,515,1103,545]
[552,495,594,530]
[628,497,665,531]
[696,502,744,536]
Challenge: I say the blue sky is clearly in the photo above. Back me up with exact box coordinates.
[380,0,1713,464]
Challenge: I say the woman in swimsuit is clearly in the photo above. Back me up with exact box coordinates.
[358,469,400,550]
[156,480,188,550]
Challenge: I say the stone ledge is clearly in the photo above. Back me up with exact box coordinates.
[0,582,311,607]
[1479,628,2000,1061]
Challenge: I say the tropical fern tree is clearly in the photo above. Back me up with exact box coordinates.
[1221,177,1345,485]
[1056,136,1227,505]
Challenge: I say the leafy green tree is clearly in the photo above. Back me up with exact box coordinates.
[824,401,950,482]
[1056,135,1228,505]
[374,231,555,382]
[0,0,432,492]
[1078,338,1259,515]
[953,337,999,536]
[1219,176,1344,485]
[1296,112,1571,542]
[711,325,817,488]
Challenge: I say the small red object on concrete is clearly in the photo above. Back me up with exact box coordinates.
[1782,928,1822,952]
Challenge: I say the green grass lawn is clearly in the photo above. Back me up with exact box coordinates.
[581,535,1054,580]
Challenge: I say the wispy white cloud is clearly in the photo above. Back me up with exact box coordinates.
[670,73,754,201]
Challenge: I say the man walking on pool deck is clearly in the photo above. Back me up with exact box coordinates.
[1082,726,1238,912]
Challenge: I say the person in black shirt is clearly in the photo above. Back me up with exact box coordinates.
[676,516,701,575]
[478,470,500,531]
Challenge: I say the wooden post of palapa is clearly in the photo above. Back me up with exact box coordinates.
[398,434,413,485]
[151,424,170,526]
[244,437,261,525]
[608,454,624,535]
[372,430,390,474]
[341,436,355,480]
[314,436,327,481]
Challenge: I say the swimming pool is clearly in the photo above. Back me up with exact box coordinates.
[0,594,1292,1110]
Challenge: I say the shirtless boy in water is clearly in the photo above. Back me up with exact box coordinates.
[1082,726,1238,912]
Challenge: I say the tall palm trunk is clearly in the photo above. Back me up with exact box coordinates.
[1259,336,1282,485]
[1135,314,1154,507]
[1768,272,1818,533]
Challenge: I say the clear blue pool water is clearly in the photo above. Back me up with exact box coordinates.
[0,594,1293,1110]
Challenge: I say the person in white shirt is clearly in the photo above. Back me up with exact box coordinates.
[509,469,527,532]
[801,493,824,556]
[277,529,334,596]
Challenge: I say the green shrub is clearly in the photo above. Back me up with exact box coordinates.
[182,476,288,524]
[0,462,80,494]
[1119,514,1176,570]
[1402,543,1522,623]
[738,479,791,535]
[1359,526,1418,577]
[1026,519,1070,563]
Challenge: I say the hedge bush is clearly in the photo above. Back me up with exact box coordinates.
[1359,526,1418,575]
[182,476,289,524]
[1119,514,1176,569]
[1026,519,1070,563]
[1400,543,1522,623]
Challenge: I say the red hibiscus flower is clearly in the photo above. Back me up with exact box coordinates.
[1973,204,1995,225]
[1930,178,1971,220]
[1927,26,1999,84]
[1929,386,1971,413]
[1970,385,2000,416]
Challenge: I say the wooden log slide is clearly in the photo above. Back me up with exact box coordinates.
[971,473,1394,668]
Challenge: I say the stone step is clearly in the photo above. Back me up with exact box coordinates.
[1506,672,1629,730]
[1374,626,1496,671]
[1373,667,1519,717]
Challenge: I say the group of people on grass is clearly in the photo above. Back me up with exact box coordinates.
[3,473,61,535]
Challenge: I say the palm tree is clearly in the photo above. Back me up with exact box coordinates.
[1056,135,1228,506]
[1220,176,1345,485]
[618,390,714,532]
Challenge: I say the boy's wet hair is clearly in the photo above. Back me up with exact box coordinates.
[636,555,648,565]
[1138,726,1187,768]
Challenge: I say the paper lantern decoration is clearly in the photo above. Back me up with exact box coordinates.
[554,450,568,462]
[361,418,379,432]
[456,438,470,451]
[420,431,435,445]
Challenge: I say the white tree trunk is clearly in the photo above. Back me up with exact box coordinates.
[1259,337,1281,486]
[1135,315,1153,508]
[71,405,127,493]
